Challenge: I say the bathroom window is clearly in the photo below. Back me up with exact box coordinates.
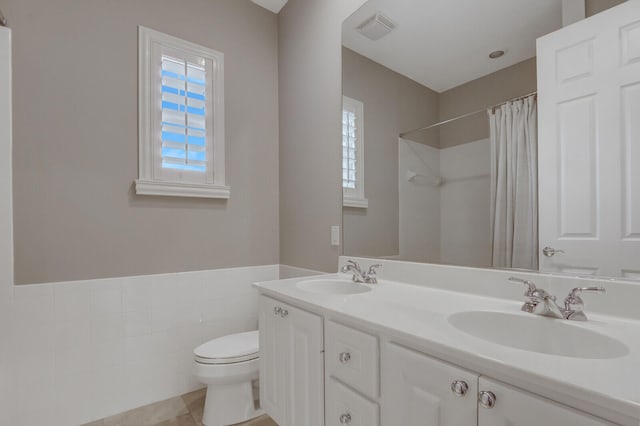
[135,26,229,198]
[342,96,368,208]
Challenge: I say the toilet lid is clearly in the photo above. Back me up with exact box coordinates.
[194,330,259,364]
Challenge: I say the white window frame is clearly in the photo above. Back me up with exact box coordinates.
[135,26,230,199]
[342,95,368,208]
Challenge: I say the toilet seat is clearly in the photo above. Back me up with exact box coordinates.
[194,330,259,365]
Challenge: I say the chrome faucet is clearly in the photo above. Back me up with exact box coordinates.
[508,277,564,319]
[341,260,381,284]
[562,287,606,321]
[508,277,605,321]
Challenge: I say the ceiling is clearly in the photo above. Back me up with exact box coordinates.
[342,0,563,92]
[251,0,289,14]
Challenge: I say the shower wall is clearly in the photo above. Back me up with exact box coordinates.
[439,138,492,267]
[398,140,441,262]
[399,138,491,267]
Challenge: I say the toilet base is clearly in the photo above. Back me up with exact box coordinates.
[202,381,263,426]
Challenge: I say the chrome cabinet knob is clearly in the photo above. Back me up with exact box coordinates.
[542,246,565,257]
[339,413,352,424]
[478,391,497,409]
[339,352,351,364]
[273,307,282,316]
[280,309,289,318]
[451,380,469,397]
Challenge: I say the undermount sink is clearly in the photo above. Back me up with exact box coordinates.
[296,279,372,295]
[448,311,629,359]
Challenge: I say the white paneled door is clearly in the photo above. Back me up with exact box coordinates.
[381,343,478,426]
[258,296,324,426]
[537,1,640,278]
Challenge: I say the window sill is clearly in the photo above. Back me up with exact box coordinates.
[343,196,368,209]
[135,180,231,199]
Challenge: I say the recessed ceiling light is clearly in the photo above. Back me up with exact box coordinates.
[489,50,505,59]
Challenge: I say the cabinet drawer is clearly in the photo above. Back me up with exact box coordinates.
[326,378,379,426]
[326,320,379,398]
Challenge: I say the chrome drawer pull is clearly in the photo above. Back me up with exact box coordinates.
[280,309,289,318]
[273,307,282,316]
[451,380,469,397]
[479,391,497,409]
[339,352,351,364]
[339,413,352,424]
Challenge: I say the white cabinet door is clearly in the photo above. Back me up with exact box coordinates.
[478,378,616,426]
[537,1,640,278]
[284,302,324,426]
[258,296,324,426]
[381,343,478,426]
[259,296,287,425]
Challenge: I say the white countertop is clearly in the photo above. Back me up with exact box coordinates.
[254,274,640,425]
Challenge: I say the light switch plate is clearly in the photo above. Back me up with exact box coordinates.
[331,225,340,246]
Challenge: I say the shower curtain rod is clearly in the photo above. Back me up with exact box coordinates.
[399,91,537,138]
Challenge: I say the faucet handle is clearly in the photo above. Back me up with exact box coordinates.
[508,277,537,296]
[364,264,382,284]
[341,260,361,274]
[564,287,606,309]
[346,260,362,271]
[367,264,381,275]
[563,287,605,321]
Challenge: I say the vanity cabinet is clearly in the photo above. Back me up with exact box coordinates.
[258,296,324,426]
[382,342,616,426]
[258,294,620,426]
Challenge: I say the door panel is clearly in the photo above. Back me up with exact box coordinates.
[259,296,286,425]
[381,343,477,426]
[285,304,324,426]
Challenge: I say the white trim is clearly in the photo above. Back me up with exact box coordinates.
[135,179,230,199]
[343,196,369,208]
[137,26,228,198]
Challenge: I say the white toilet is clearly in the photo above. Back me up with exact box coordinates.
[193,330,262,426]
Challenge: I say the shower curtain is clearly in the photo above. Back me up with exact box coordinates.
[489,95,538,270]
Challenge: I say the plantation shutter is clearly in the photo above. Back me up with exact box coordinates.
[160,55,208,173]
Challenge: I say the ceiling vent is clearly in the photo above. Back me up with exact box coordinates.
[357,12,396,41]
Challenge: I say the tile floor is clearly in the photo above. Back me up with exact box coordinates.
[82,388,277,426]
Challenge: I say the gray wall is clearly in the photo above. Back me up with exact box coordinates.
[278,0,366,273]
[7,0,280,284]
[586,0,626,16]
[438,58,538,149]
[342,47,439,257]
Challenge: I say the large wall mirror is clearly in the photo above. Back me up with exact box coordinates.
[341,0,638,280]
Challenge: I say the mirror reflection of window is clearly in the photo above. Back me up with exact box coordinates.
[342,96,368,208]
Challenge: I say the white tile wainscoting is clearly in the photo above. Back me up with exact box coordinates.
[0,265,325,426]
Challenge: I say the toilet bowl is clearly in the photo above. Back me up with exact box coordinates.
[193,330,262,426]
